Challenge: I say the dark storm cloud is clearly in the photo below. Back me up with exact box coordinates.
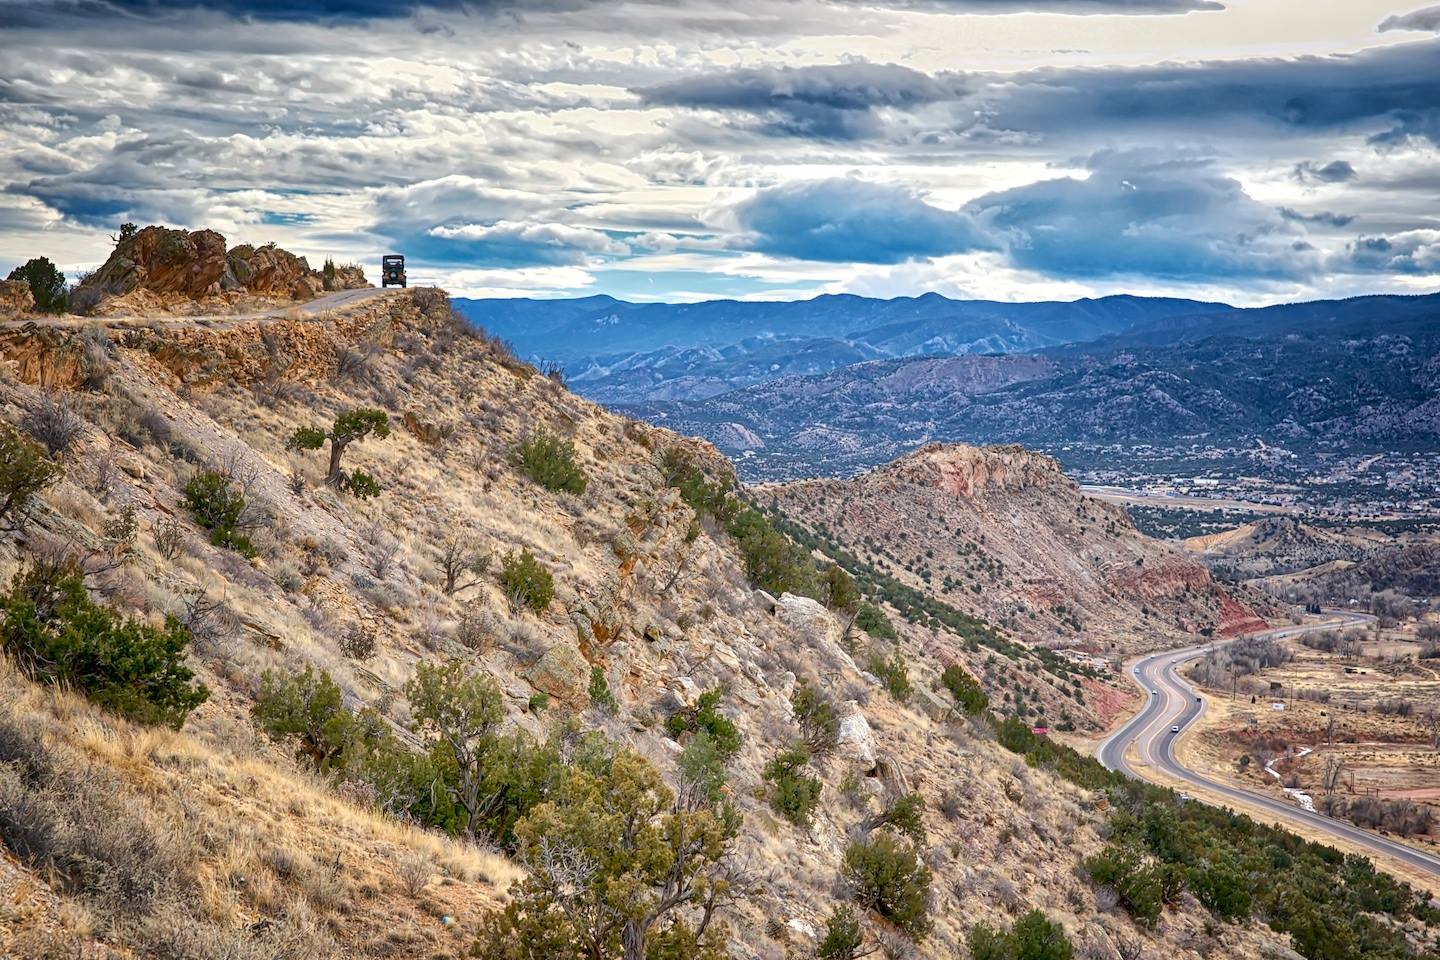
[1293,160,1358,183]
[1341,231,1440,274]
[640,64,967,141]
[859,0,1221,10]
[1379,5,1440,31]
[729,178,995,263]
[962,152,1316,280]
[651,41,1440,149]
[1278,207,1355,228]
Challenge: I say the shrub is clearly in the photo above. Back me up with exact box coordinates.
[866,792,926,845]
[665,687,742,760]
[7,256,67,313]
[822,563,860,615]
[286,408,390,496]
[184,468,257,557]
[22,393,85,459]
[0,423,59,531]
[0,562,209,727]
[1083,845,1164,926]
[941,663,989,715]
[510,428,587,495]
[841,831,932,940]
[854,602,896,640]
[253,665,383,769]
[817,905,868,960]
[677,729,728,804]
[969,909,1073,960]
[868,648,913,702]
[660,446,739,524]
[500,549,554,614]
[763,744,822,827]
[725,507,818,598]
[792,678,839,754]
[478,748,738,960]
[588,665,618,714]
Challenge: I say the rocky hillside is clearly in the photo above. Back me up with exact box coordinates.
[0,291,1428,960]
[69,225,369,316]
[765,443,1268,673]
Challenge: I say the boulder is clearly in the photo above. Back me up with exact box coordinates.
[525,640,592,705]
[835,701,877,769]
[80,226,230,299]
[774,593,837,642]
[0,279,35,317]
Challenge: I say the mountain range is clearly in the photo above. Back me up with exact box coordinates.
[457,291,1440,481]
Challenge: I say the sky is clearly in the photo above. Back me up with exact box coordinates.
[1,0,1439,304]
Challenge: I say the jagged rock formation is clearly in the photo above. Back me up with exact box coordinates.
[70,224,359,315]
[0,279,35,317]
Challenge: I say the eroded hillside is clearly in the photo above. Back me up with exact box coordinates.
[0,291,1431,960]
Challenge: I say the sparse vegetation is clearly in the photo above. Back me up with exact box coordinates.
[792,678,839,754]
[22,392,85,459]
[0,422,59,530]
[854,601,896,639]
[0,561,209,728]
[287,407,390,497]
[868,647,913,703]
[841,831,932,940]
[941,663,989,715]
[588,665,618,713]
[500,548,554,614]
[666,687,743,761]
[184,467,258,556]
[969,909,1074,960]
[817,905,872,960]
[511,428,587,495]
[763,743,821,827]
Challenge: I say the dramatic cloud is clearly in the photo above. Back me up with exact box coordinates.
[1,0,1437,297]
[640,64,968,141]
[1293,160,1359,183]
[728,178,994,263]
[964,153,1315,280]
[1342,231,1440,274]
[1379,5,1440,31]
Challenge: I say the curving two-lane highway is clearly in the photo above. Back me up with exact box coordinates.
[1098,614,1440,879]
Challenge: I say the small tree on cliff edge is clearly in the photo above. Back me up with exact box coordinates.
[287,408,389,497]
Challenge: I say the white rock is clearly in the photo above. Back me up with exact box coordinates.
[671,676,701,707]
[836,701,876,768]
[787,918,817,941]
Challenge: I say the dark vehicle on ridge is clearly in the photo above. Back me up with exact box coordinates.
[382,255,406,288]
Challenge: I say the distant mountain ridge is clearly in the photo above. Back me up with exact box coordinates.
[455,291,1230,402]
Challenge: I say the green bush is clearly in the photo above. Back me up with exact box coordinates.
[665,687,742,760]
[841,831,932,940]
[821,563,859,614]
[854,602,896,640]
[511,428,587,495]
[7,256,67,313]
[867,792,926,845]
[817,905,867,960]
[763,744,822,827]
[725,507,818,598]
[660,446,739,524]
[184,469,256,557]
[0,563,209,728]
[1083,845,1163,926]
[253,665,383,770]
[500,549,554,614]
[0,423,59,531]
[969,909,1073,960]
[479,748,737,960]
[588,666,617,714]
[677,729,728,805]
[868,648,913,703]
[941,663,988,715]
[792,679,838,754]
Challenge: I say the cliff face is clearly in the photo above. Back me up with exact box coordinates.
[769,442,1268,678]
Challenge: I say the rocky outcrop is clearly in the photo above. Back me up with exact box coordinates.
[0,279,35,317]
[891,443,1069,499]
[330,263,369,291]
[73,225,328,313]
[525,640,592,706]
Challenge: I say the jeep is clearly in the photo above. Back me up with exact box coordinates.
[381,254,406,288]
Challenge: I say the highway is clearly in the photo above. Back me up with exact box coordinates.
[1097,613,1440,879]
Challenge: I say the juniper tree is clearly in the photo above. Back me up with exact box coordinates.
[287,407,389,497]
